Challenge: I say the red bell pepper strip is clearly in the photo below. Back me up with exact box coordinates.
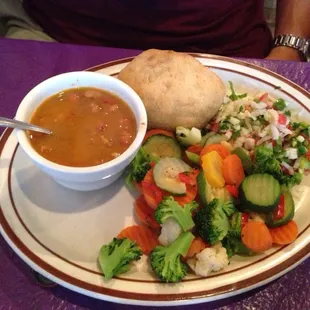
[273,194,285,220]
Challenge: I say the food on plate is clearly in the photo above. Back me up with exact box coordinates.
[241,221,273,253]
[185,237,209,259]
[98,238,142,279]
[200,143,231,159]
[98,82,310,282]
[150,231,195,283]
[239,174,281,212]
[118,49,225,131]
[143,135,182,163]
[176,127,202,146]
[134,195,160,229]
[187,243,229,277]
[29,87,136,167]
[201,151,226,188]
[195,199,233,245]
[155,196,198,234]
[153,158,191,194]
[117,225,159,255]
[142,129,175,144]
[269,220,298,245]
[265,190,295,228]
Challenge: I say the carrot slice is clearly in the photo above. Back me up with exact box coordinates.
[174,184,198,206]
[135,195,160,229]
[141,168,164,209]
[143,129,174,144]
[134,182,143,194]
[241,221,273,253]
[187,144,204,155]
[117,225,159,255]
[185,237,209,258]
[269,220,298,245]
[222,154,245,187]
[201,144,231,159]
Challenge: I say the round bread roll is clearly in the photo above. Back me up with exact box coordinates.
[118,49,225,131]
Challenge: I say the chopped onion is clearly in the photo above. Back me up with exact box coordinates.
[257,135,272,145]
[281,161,295,175]
[293,157,301,169]
[297,135,305,143]
[258,125,270,138]
[244,138,256,150]
[251,102,267,110]
[229,117,240,125]
[244,118,252,131]
[270,124,280,140]
[224,131,233,140]
[268,109,279,124]
[285,148,298,160]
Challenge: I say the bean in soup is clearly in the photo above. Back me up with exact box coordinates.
[28,87,137,167]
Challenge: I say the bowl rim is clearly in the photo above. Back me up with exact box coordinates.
[15,71,147,174]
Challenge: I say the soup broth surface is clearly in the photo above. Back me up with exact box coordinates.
[29,87,137,167]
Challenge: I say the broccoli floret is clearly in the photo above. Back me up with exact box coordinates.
[222,233,253,258]
[125,147,151,189]
[229,212,243,237]
[150,231,195,282]
[98,238,142,279]
[278,172,302,188]
[253,145,303,188]
[253,146,281,178]
[155,196,198,231]
[222,200,237,217]
[194,199,230,245]
[176,126,202,146]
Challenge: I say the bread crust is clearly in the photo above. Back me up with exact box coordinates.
[118,49,225,130]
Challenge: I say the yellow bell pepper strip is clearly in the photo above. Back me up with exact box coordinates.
[201,151,225,188]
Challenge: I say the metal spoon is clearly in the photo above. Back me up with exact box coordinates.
[0,117,52,135]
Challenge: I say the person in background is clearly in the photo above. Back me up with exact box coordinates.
[1,0,309,61]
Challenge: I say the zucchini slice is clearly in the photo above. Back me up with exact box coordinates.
[205,134,227,146]
[239,174,281,213]
[185,150,200,165]
[197,171,232,207]
[200,132,216,146]
[266,190,295,228]
[232,147,253,174]
[153,158,191,195]
[143,134,182,162]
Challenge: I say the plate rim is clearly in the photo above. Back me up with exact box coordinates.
[1,54,310,305]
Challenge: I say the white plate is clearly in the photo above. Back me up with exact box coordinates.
[1,54,310,306]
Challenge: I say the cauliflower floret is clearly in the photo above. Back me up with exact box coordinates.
[187,243,229,277]
[158,218,182,246]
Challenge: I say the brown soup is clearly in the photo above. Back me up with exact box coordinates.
[28,87,137,167]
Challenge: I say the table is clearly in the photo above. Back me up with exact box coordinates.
[0,38,310,310]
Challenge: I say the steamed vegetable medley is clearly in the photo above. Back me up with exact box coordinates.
[98,83,308,283]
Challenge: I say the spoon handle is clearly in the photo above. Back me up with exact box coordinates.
[0,117,52,135]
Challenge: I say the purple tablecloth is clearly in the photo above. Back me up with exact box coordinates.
[0,38,310,310]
